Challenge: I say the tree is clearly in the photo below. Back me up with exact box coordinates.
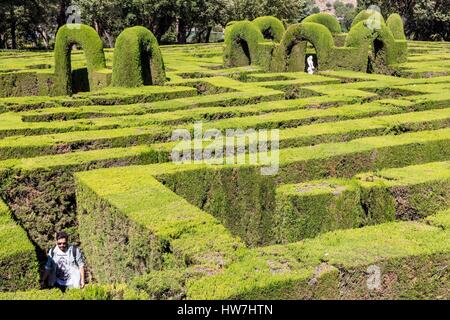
[334,1,357,32]
[357,0,450,41]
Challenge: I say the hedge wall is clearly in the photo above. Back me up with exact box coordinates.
[0,284,149,300]
[112,26,166,87]
[387,14,407,41]
[0,199,39,292]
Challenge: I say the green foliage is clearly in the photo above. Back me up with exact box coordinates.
[223,20,264,67]
[0,284,149,300]
[358,0,450,41]
[112,26,166,87]
[387,14,407,41]
[0,199,39,292]
[302,13,342,34]
[274,179,364,242]
[131,269,186,299]
[333,0,357,32]
[252,16,286,42]
[272,22,334,72]
[53,24,108,95]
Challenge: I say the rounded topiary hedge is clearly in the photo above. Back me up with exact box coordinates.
[346,20,406,69]
[223,21,264,67]
[112,26,166,87]
[386,13,406,40]
[252,16,286,42]
[272,22,334,72]
[302,13,342,34]
[54,24,107,95]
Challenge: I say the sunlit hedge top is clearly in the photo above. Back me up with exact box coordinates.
[252,16,286,42]
[302,13,342,34]
[112,26,166,87]
[387,13,407,41]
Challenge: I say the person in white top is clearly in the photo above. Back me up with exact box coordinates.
[41,231,85,292]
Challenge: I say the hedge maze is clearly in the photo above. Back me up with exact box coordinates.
[0,11,449,300]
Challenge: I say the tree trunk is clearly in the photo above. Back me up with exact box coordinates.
[177,19,187,44]
[104,31,114,48]
[94,20,100,34]
[57,0,70,29]
[42,30,49,49]
[9,6,17,49]
[37,27,50,49]
[205,27,213,43]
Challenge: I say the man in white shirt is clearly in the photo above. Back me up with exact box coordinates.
[42,231,85,292]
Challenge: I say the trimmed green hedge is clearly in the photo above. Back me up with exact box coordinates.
[0,199,39,292]
[0,284,149,300]
[252,16,286,42]
[0,72,56,98]
[274,179,364,243]
[188,219,450,299]
[273,161,450,243]
[351,9,385,28]
[302,13,342,34]
[112,26,166,87]
[223,21,264,67]
[75,178,164,284]
[53,24,109,96]
[75,168,243,285]
[387,14,407,41]
[346,20,407,68]
[272,22,334,72]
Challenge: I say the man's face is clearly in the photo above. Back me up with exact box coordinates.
[57,238,68,252]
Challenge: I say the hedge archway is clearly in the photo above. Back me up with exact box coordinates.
[346,20,405,72]
[302,13,342,34]
[223,21,264,67]
[54,24,107,96]
[112,26,166,87]
[272,22,334,72]
[252,16,286,42]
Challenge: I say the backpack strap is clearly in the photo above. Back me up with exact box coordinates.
[71,245,79,267]
[49,246,55,259]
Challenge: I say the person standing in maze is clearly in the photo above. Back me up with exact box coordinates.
[41,231,85,292]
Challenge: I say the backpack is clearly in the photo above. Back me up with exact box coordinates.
[49,245,79,267]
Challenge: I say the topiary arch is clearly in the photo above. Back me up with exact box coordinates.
[223,21,265,67]
[112,26,166,87]
[302,13,342,34]
[53,24,108,96]
[252,16,286,42]
[346,20,407,72]
[271,22,334,72]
